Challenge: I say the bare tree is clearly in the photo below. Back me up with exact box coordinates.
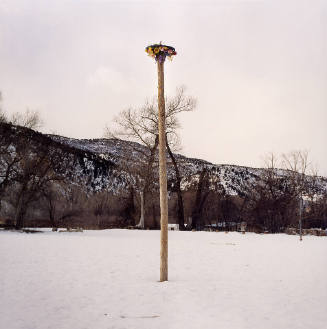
[243,151,317,234]
[108,87,195,148]
[10,109,43,130]
[41,182,78,231]
[190,168,210,230]
[1,108,44,209]
[88,191,111,229]
[281,150,310,194]
[105,86,196,229]
[12,141,67,229]
[0,123,70,229]
[0,123,22,212]
[42,183,60,230]
[281,150,312,240]
[244,153,295,233]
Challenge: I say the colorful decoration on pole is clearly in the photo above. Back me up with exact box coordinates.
[145,43,177,63]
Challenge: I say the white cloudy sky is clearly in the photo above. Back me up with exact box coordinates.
[0,0,326,174]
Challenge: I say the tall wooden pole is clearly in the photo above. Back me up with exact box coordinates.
[157,60,168,282]
[146,43,176,282]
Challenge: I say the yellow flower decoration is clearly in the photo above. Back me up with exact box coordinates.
[145,43,176,62]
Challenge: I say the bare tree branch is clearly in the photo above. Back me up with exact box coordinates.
[10,109,43,130]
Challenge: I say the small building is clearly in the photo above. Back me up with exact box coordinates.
[168,224,179,231]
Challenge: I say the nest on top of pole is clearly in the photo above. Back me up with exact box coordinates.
[145,43,177,63]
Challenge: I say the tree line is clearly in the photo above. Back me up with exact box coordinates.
[1,91,326,232]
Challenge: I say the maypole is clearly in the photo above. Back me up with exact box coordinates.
[145,43,177,282]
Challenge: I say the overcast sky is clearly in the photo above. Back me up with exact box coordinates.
[0,0,326,174]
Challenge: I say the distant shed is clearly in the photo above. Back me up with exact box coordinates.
[168,224,179,231]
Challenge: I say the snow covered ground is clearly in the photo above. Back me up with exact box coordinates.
[1,229,326,329]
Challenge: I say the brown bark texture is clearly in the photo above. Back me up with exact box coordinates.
[157,60,168,282]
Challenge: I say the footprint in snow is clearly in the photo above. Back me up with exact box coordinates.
[120,315,160,319]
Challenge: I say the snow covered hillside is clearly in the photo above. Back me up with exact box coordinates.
[49,135,327,196]
[50,135,259,195]
[2,123,326,198]
[1,229,326,329]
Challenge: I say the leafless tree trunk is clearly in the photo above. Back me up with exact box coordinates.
[166,134,185,230]
[143,135,159,228]
[191,168,210,230]
[42,186,58,230]
[137,190,145,228]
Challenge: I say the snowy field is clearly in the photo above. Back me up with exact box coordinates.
[1,229,326,329]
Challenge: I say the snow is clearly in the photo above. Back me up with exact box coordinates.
[48,135,327,196]
[1,229,326,329]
